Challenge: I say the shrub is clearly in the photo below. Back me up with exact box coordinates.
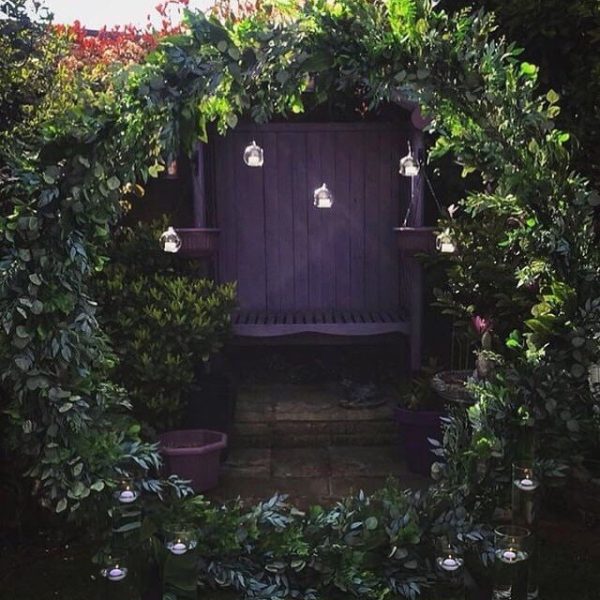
[95,221,236,430]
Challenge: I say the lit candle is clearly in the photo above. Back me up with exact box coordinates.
[118,488,136,504]
[440,556,461,571]
[169,540,188,555]
[514,471,539,491]
[164,240,178,253]
[501,549,517,562]
[107,566,127,581]
[247,153,261,167]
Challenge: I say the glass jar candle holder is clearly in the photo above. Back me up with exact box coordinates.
[512,461,539,527]
[493,525,531,600]
[113,478,139,505]
[100,556,128,582]
[164,529,198,556]
[435,538,465,599]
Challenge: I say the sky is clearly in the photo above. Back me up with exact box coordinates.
[43,0,215,29]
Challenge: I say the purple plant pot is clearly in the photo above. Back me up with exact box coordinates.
[158,429,227,492]
[394,407,444,476]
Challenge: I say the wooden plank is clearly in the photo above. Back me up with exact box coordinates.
[191,142,207,228]
[263,131,280,312]
[378,129,397,310]
[319,131,336,309]
[233,318,410,337]
[334,130,352,310]
[277,132,296,309]
[306,130,323,309]
[364,130,381,310]
[216,134,237,286]
[349,129,366,309]
[292,131,309,309]
[235,131,266,310]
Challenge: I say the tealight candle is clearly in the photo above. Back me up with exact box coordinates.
[502,549,517,562]
[169,540,188,555]
[247,154,261,167]
[118,488,136,504]
[164,240,178,253]
[105,565,127,581]
[441,557,461,571]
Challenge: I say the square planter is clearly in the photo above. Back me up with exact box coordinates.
[159,429,227,492]
[394,226,436,255]
[175,228,220,258]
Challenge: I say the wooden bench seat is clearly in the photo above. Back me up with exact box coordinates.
[232,309,409,337]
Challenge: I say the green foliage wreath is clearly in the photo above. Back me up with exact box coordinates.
[0,0,598,565]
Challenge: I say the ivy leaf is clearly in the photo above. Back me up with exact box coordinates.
[56,498,68,513]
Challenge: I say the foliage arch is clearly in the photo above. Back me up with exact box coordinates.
[1,0,598,530]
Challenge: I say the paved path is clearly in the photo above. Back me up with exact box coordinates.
[207,384,428,507]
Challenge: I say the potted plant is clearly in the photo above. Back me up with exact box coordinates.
[394,368,446,476]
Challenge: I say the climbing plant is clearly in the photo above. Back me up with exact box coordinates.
[0,0,598,578]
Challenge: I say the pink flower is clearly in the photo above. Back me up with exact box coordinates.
[472,315,492,335]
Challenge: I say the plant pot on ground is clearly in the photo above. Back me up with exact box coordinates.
[159,429,227,492]
[394,370,446,477]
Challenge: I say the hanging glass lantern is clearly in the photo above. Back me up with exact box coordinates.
[399,141,420,177]
[313,183,334,209]
[243,140,264,167]
[436,228,457,254]
[166,160,178,179]
[160,226,182,253]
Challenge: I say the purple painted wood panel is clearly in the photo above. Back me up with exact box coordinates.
[306,130,323,308]
[214,122,408,315]
[364,129,382,310]
[263,131,280,311]
[234,132,266,309]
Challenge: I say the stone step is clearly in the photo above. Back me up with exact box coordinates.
[231,383,398,449]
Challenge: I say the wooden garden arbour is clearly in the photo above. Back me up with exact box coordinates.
[182,101,429,371]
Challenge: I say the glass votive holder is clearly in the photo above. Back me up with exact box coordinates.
[512,461,539,528]
[100,556,128,582]
[164,529,198,556]
[512,462,540,493]
[435,538,464,575]
[113,477,139,505]
[493,525,531,600]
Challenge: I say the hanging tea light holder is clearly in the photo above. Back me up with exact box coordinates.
[166,159,178,179]
[165,529,199,556]
[313,183,334,209]
[399,141,420,177]
[160,226,182,253]
[243,140,264,167]
[100,556,128,582]
[436,228,457,254]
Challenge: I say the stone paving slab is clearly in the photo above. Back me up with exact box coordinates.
[213,445,428,507]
